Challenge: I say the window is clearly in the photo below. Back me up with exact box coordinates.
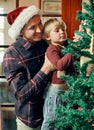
[0,1,40,130]
[0,8,4,45]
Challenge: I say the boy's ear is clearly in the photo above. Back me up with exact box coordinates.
[46,37,50,41]
[44,35,50,41]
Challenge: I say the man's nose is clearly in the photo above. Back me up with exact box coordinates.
[36,26,42,32]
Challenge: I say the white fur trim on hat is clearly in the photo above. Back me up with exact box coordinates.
[8,5,41,39]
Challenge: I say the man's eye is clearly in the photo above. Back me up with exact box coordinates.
[30,26,36,30]
[39,21,42,25]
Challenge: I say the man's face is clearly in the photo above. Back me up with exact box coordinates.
[21,15,43,42]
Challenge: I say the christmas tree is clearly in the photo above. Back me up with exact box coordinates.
[51,0,94,129]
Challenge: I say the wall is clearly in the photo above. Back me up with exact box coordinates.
[0,0,39,45]
[62,0,82,39]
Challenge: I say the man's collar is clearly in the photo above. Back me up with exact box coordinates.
[17,36,34,50]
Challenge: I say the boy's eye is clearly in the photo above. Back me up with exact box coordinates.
[54,29,59,32]
[61,28,65,31]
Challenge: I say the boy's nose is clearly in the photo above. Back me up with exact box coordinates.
[60,29,64,33]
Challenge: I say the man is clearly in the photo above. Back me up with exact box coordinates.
[3,5,54,130]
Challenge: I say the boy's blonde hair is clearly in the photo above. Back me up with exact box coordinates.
[43,18,67,38]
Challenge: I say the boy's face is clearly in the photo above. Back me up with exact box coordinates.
[21,15,43,43]
[48,25,67,45]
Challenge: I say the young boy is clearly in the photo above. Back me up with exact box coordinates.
[41,18,75,130]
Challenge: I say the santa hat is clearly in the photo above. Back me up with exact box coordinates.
[7,5,41,39]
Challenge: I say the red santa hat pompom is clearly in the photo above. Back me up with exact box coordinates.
[7,5,41,39]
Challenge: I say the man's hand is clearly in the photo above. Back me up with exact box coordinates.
[41,55,55,75]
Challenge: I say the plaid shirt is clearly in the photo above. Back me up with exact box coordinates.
[3,36,49,128]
